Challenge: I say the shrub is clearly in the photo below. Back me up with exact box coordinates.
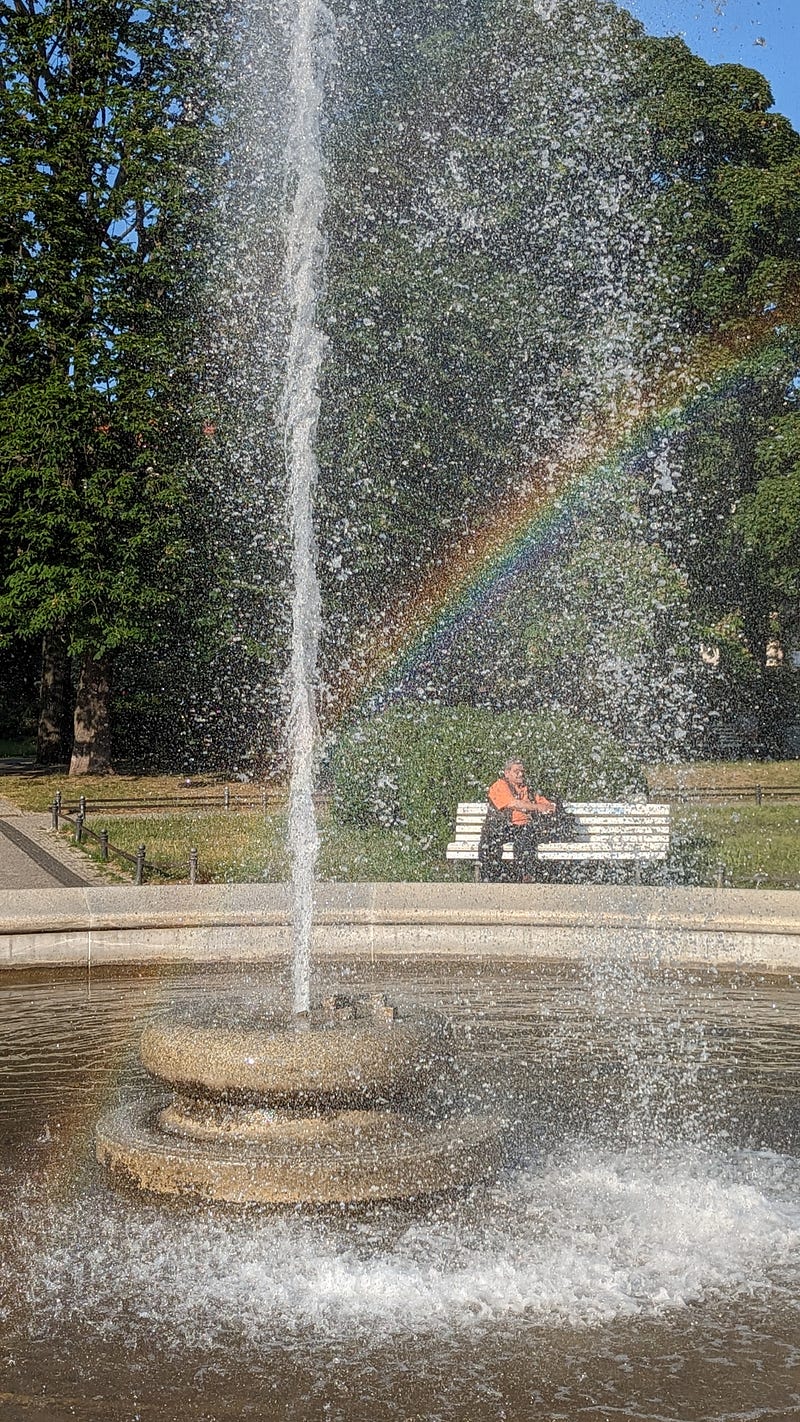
[328,703,643,850]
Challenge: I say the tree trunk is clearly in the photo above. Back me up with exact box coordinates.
[36,627,72,765]
[69,653,113,776]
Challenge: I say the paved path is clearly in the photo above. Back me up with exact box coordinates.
[0,817,89,889]
[0,755,113,889]
[0,799,108,891]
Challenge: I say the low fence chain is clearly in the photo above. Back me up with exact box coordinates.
[658,782,800,802]
[53,796,199,885]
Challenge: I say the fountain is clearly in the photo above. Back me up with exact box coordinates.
[5,957,800,1422]
[93,0,504,1209]
[2,0,800,1417]
[94,994,506,1204]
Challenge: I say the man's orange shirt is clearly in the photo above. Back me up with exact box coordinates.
[488,779,556,826]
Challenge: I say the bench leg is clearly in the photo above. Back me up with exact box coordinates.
[473,862,482,883]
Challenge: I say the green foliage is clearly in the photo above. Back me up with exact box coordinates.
[2,0,799,769]
[317,0,800,752]
[0,0,225,662]
[637,35,800,323]
[328,702,642,848]
[737,408,800,597]
[528,538,686,666]
[318,0,661,656]
[640,336,800,740]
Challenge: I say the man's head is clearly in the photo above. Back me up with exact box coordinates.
[503,757,525,789]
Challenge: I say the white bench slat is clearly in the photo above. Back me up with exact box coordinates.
[451,836,670,847]
[453,817,670,830]
[537,849,664,861]
[446,799,671,866]
[447,833,670,844]
[538,839,669,851]
[453,812,670,824]
[451,821,670,829]
[451,824,670,837]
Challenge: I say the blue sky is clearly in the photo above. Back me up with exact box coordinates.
[624,0,800,129]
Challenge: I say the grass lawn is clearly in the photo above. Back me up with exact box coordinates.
[672,804,800,888]
[60,801,800,889]
[65,808,471,884]
[6,762,797,888]
[648,760,800,795]
[0,769,276,813]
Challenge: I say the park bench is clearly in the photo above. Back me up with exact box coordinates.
[446,801,671,880]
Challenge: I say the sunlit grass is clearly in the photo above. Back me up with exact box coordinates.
[649,760,800,794]
[1,770,278,813]
[30,787,800,890]
[66,808,472,884]
[672,804,800,888]
[67,803,799,888]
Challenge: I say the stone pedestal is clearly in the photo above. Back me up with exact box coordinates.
[96,995,506,1205]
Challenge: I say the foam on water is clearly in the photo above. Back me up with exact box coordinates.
[10,1140,800,1348]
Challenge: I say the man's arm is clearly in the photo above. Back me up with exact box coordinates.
[510,794,557,817]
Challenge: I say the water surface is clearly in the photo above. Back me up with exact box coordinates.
[1,956,799,1421]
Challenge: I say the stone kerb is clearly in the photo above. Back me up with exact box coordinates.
[0,882,799,973]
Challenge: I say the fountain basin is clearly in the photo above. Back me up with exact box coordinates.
[2,882,800,973]
[139,1009,443,1105]
[97,997,505,1205]
[96,1098,505,1204]
[5,954,800,1421]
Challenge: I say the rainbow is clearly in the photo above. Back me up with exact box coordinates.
[329,294,800,722]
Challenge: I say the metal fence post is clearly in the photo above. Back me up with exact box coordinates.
[715,863,726,888]
[135,844,146,886]
[189,847,198,885]
[99,829,109,862]
[755,783,763,806]
[55,789,62,814]
[224,785,231,811]
[79,794,87,819]
[75,812,84,844]
[262,787,268,818]
[51,797,59,831]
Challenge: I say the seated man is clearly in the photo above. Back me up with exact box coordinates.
[479,757,557,882]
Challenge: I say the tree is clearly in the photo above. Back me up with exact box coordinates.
[318,0,665,698]
[0,0,225,772]
[317,0,800,756]
[636,37,800,326]
[738,404,800,601]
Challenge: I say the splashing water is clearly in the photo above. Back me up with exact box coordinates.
[13,1143,800,1345]
[282,0,332,1014]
